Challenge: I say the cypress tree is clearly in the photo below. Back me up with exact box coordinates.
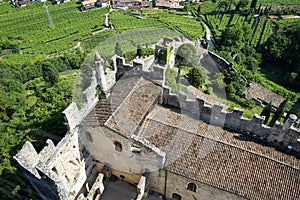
[250,0,257,9]
[261,102,272,125]
[270,100,288,126]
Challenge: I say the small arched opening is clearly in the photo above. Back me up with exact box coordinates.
[113,141,122,152]
[172,193,182,200]
[187,182,197,192]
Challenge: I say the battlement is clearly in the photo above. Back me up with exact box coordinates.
[160,86,300,153]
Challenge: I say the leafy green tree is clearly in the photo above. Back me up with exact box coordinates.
[235,0,248,11]
[261,102,272,124]
[115,42,123,56]
[224,71,247,96]
[270,100,288,126]
[218,0,229,11]
[212,72,226,91]
[261,22,300,90]
[176,43,198,66]
[245,57,258,72]
[220,24,251,51]
[250,0,257,9]
[187,67,205,88]
[41,61,59,86]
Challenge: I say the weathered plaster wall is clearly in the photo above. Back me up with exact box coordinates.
[164,172,246,200]
[80,125,165,174]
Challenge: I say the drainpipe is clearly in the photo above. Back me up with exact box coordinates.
[164,170,167,200]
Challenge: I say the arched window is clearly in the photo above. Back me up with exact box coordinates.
[113,141,122,152]
[187,182,197,192]
[172,193,181,200]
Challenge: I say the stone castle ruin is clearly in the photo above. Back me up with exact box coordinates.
[15,38,300,200]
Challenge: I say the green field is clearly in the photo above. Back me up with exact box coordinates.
[109,10,166,31]
[258,0,300,6]
[0,2,110,55]
[142,10,205,40]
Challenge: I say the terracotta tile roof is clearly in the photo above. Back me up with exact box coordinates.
[119,0,141,2]
[245,82,285,108]
[137,106,300,200]
[105,77,162,137]
[187,85,226,108]
[82,76,141,127]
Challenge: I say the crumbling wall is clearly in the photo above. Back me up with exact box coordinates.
[132,55,155,72]
[14,129,95,200]
[63,53,114,131]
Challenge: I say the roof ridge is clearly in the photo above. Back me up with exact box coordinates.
[104,77,145,128]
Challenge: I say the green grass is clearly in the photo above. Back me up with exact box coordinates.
[197,0,221,14]
[142,10,205,40]
[255,67,299,100]
[110,11,165,31]
[258,0,300,6]
[0,54,45,66]
[93,27,181,59]
[225,99,264,119]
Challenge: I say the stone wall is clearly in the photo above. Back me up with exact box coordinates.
[132,55,155,72]
[110,54,166,86]
[63,53,116,131]
[148,170,246,200]
[207,51,248,82]
[80,125,166,175]
[14,128,95,200]
[160,87,300,153]
[164,171,246,200]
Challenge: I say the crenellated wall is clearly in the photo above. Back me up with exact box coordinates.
[160,86,300,153]
[14,128,96,200]
[63,53,116,131]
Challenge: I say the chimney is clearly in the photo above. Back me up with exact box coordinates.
[284,114,297,129]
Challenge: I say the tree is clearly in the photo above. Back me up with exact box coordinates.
[197,5,201,15]
[245,57,258,72]
[176,43,198,66]
[261,102,272,124]
[218,0,229,11]
[187,67,205,88]
[224,71,247,96]
[137,44,142,57]
[220,24,251,51]
[235,0,248,11]
[212,72,226,91]
[115,42,123,56]
[270,100,288,126]
[41,61,59,86]
[250,0,257,9]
